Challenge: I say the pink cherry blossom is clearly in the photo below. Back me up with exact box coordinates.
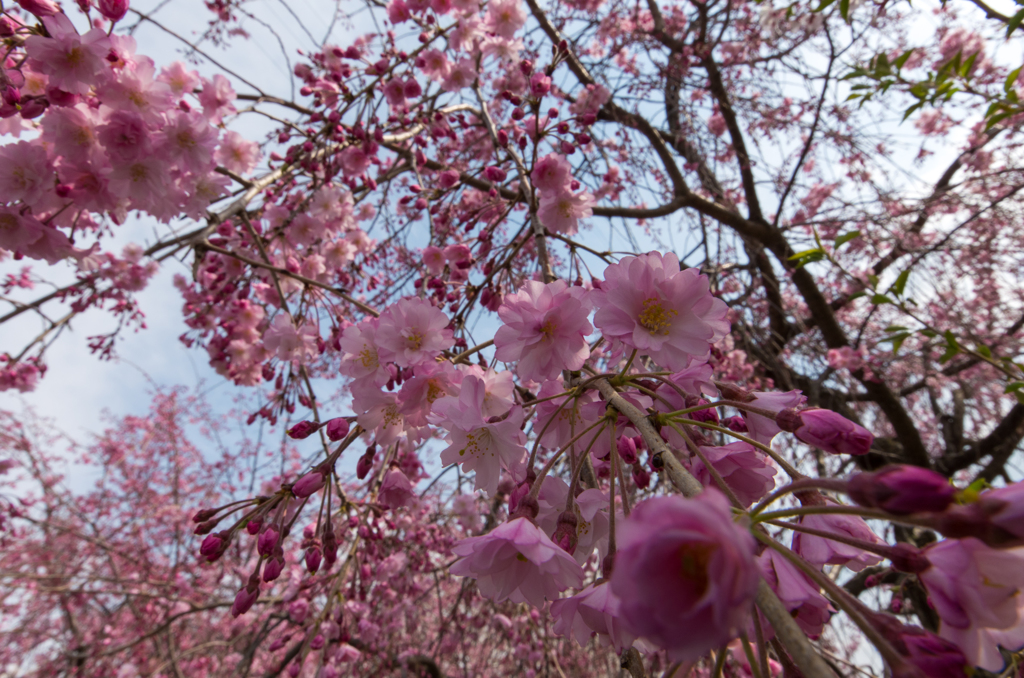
[262,315,319,364]
[537,188,595,235]
[919,539,1024,670]
[692,442,777,508]
[197,74,237,124]
[593,251,731,370]
[24,14,110,95]
[741,390,807,446]
[531,153,572,192]
[215,130,260,175]
[756,549,833,639]
[551,582,636,652]
[339,319,390,386]
[0,141,54,205]
[434,375,527,495]
[449,517,584,606]
[610,490,759,661]
[379,468,415,510]
[494,280,593,382]
[791,499,884,572]
[485,0,527,37]
[375,297,454,367]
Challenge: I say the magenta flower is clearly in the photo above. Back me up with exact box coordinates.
[594,252,730,371]
[781,408,874,456]
[494,280,593,382]
[376,297,454,367]
[610,490,759,661]
[292,471,326,498]
[551,582,637,652]
[692,442,777,508]
[449,517,584,606]
[919,538,1024,670]
[756,549,833,639]
[848,465,955,515]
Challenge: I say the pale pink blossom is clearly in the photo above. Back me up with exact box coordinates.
[398,361,459,427]
[0,208,44,252]
[376,297,454,367]
[99,58,174,123]
[569,84,610,115]
[610,490,759,661]
[383,78,407,108]
[0,141,53,205]
[419,49,451,81]
[97,110,152,162]
[494,279,593,382]
[379,468,416,510]
[158,61,200,97]
[262,314,319,363]
[197,74,237,124]
[791,499,884,572]
[741,390,806,445]
[352,381,408,446]
[593,251,731,370]
[24,14,110,95]
[387,0,411,22]
[215,130,260,175]
[339,318,390,386]
[340,146,370,177]
[551,582,636,651]
[449,517,584,606]
[531,153,572,193]
[756,549,833,639]
[537,188,595,235]
[422,245,446,274]
[692,442,777,508]
[920,539,1024,670]
[434,375,527,495]
[486,0,527,38]
[441,58,476,92]
[157,111,219,173]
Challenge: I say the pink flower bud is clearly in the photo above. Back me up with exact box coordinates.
[16,0,61,17]
[257,527,279,556]
[0,17,15,36]
[632,464,650,489]
[193,519,217,535]
[199,532,229,562]
[780,408,873,456]
[325,417,350,441]
[263,553,285,582]
[356,451,375,480]
[97,0,130,22]
[231,584,259,617]
[293,471,326,498]
[483,166,507,183]
[848,465,954,515]
[286,420,320,439]
[305,546,322,574]
[323,529,339,567]
[246,519,263,535]
[519,59,534,75]
[192,508,218,523]
[438,169,460,188]
[616,436,638,465]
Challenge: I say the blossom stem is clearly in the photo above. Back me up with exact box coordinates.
[749,478,846,517]
[677,418,804,479]
[665,420,745,509]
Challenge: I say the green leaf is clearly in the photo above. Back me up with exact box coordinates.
[875,53,891,76]
[888,332,912,354]
[839,0,850,21]
[939,330,960,363]
[1008,9,1024,36]
[977,345,993,358]
[884,325,909,332]
[867,274,880,288]
[788,247,824,261]
[871,294,894,305]
[835,230,861,247]
[892,269,910,296]
[902,102,924,122]
[920,329,938,338]
[1005,65,1023,93]
[813,0,837,12]
[1005,381,1024,393]
[960,52,978,78]
[848,291,867,301]
[894,49,915,70]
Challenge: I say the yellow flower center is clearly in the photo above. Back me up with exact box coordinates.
[638,297,676,335]
[358,346,378,369]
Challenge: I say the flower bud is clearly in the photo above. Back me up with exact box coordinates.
[263,552,285,582]
[323,528,339,567]
[286,420,320,439]
[848,465,954,515]
[483,166,507,183]
[193,519,217,535]
[616,436,638,465]
[529,72,552,97]
[257,526,279,556]
[293,471,326,498]
[97,0,130,22]
[231,583,259,617]
[324,417,349,441]
[356,450,375,480]
[779,408,873,456]
[305,546,322,574]
[246,519,263,535]
[192,508,218,523]
[632,464,650,489]
[887,543,930,574]
[16,0,60,17]
[199,532,229,562]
